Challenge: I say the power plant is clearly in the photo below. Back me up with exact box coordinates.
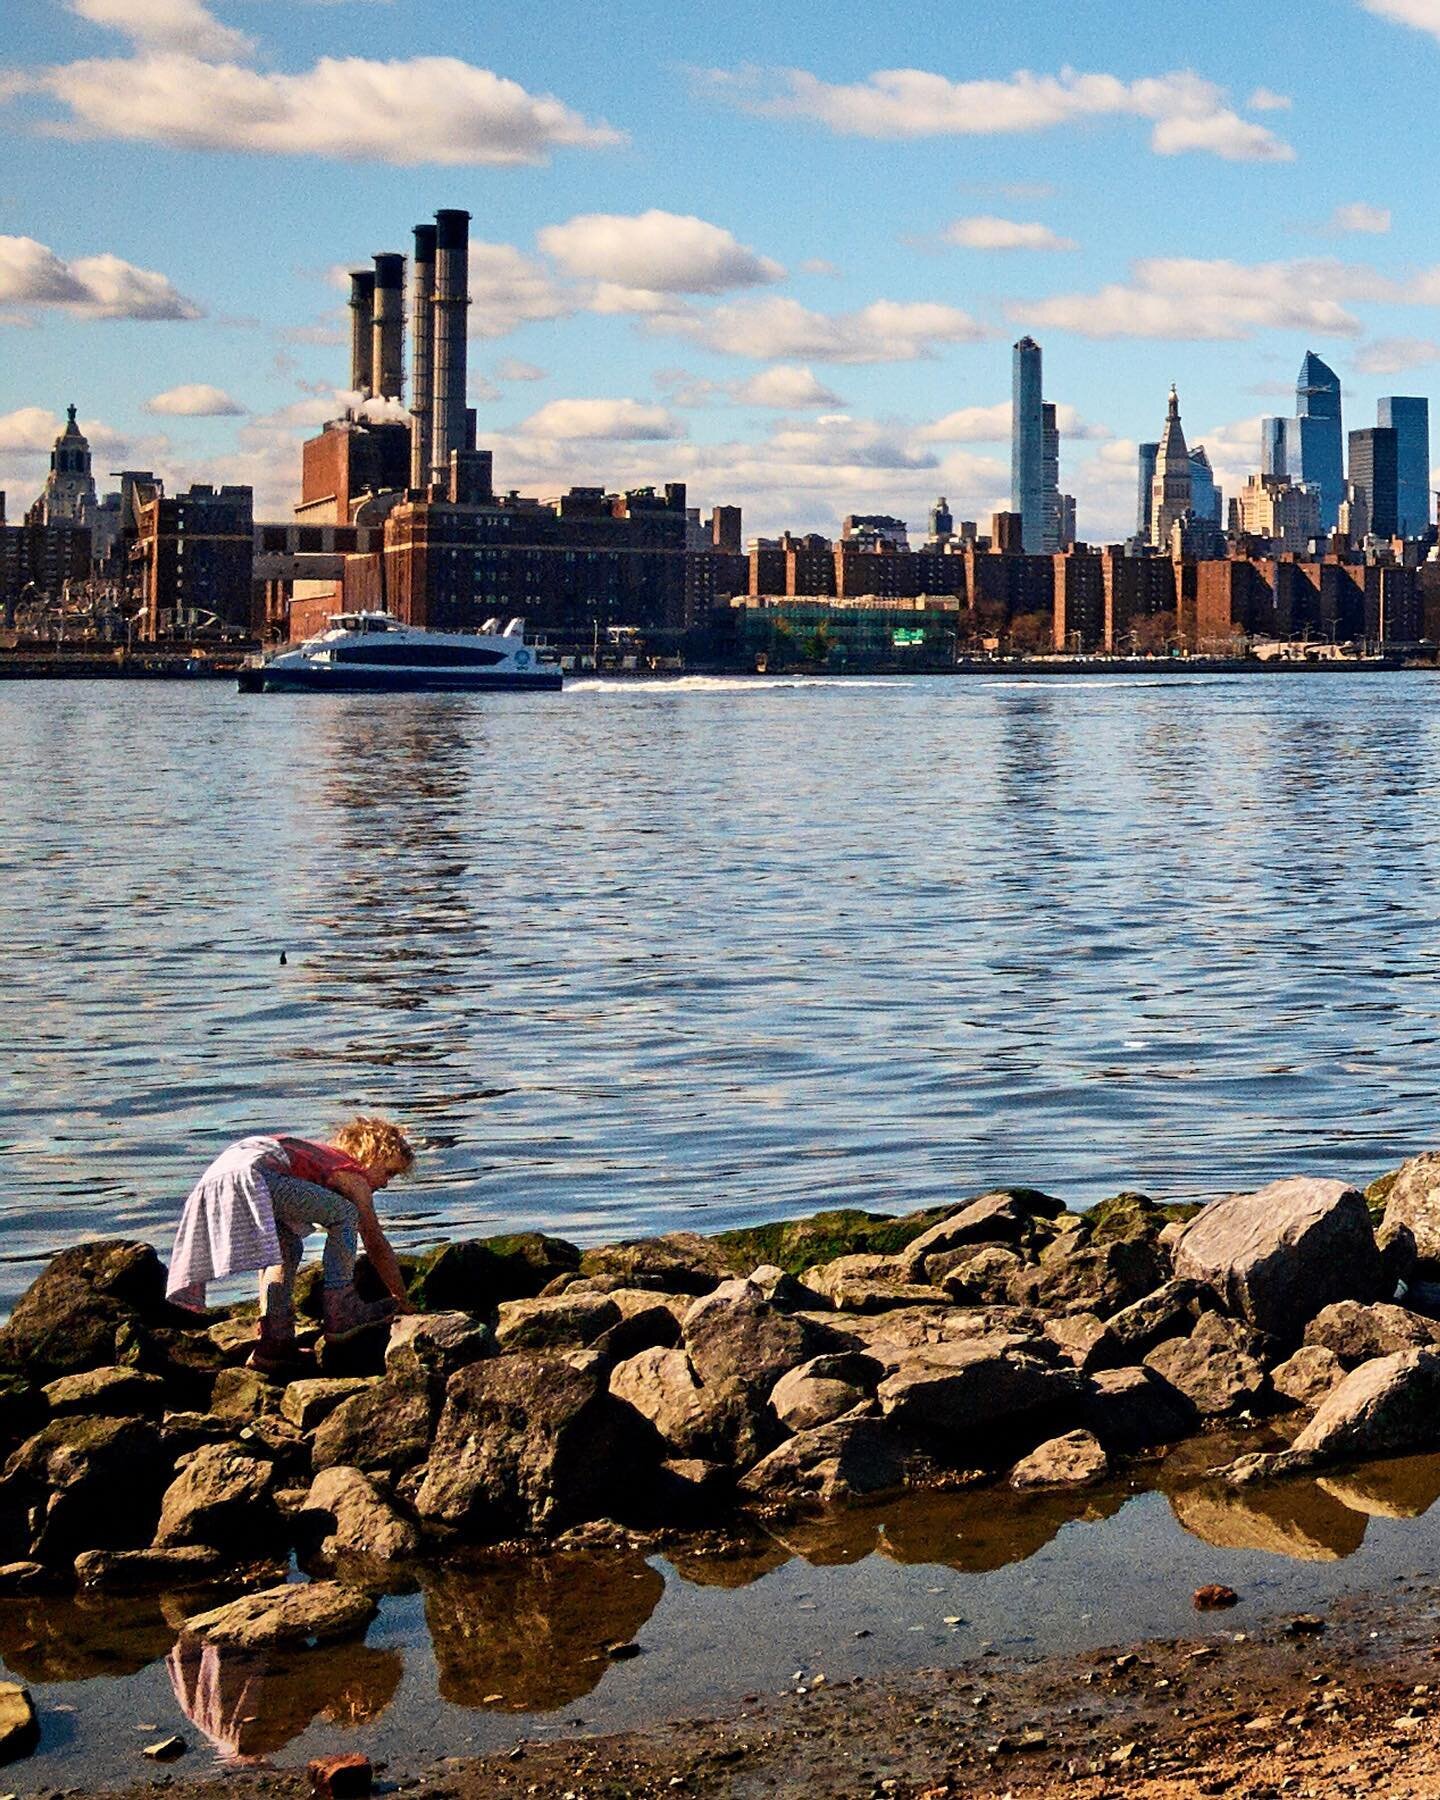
[344,208,472,465]
[282,204,726,650]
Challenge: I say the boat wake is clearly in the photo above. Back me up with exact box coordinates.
[569,675,906,694]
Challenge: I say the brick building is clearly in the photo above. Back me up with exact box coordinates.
[136,483,256,639]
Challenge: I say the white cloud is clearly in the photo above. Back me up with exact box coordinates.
[11,53,624,166]
[1354,336,1440,375]
[942,216,1078,252]
[0,406,65,454]
[538,210,783,294]
[662,295,990,363]
[67,0,254,59]
[1014,257,1388,341]
[1247,86,1292,111]
[705,64,1294,161]
[918,401,1111,443]
[734,365,843,407]
[494,357,548,382]
[492,411,1008,541]
[1148,110,1292,160]
[518,398,685,441]
[1360,0,1440,37]
[146,382,243,416]
[468,242,575,338]
[800,257,841,277]
[1328,201,1392,235]
[0,234,201,320]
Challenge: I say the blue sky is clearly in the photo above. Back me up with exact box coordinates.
[4,0,1440,538]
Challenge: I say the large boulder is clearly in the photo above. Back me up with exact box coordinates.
[1378,1152,1440,1271]
[494,1294,621,1352]
[303,1467,420,1562]
[579,1232,735,1296]
[682,1280,819,1391]
[1009,1429,1108,1489]
[609,1347,713,1458]
[153,1443,281,1552]
[769,1355,880,1433]
[1011,1235,1167,1320]
[41,1366,165,1418]
[804,1256,945,1314]
[1080,1367,1195,1451]
[899,1190,1065,1278]
[415,1352,632,1537]
[1272,1344,1346,1409]
[280,1379,373,1434]
[2,1414,170,1561]
[937,1245,1027,1305]
[1094,1279,1213,1366]
[410,1233,580,1314]
[383,1313,493,1390]
[183,1580,376,1650]
[311,1377,432,1477]
[1231,1348,1440,1482]
[1303,1300,1440,1369]
[738,1414,908,1507]
[0,1241,166,1381]
[1143,1314,1270,1419]
[1292,1346,1440,1465]
[1174,1177,1385,1343]
[875,1334,1082,1453]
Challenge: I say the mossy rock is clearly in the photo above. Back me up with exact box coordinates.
[1365,1167,1402,1224]
[714,1204,961,1278]
[409,1233,580,1315]
[1085,1192,1202,1244]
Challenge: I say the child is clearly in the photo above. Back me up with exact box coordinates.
[166,1116,414,1374]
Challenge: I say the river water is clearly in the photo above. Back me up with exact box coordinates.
[4,670,1440,1308]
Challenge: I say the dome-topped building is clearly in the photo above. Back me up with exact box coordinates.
[31,405,98,529]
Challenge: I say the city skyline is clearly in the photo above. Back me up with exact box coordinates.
[7,0,1440,540]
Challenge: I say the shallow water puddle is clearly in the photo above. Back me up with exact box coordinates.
[11,1435,1440,1787]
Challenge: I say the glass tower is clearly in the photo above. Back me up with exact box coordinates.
[1348,427,1399,539]
[1377,397,1430,537]
[1136,443,1159,540]
[1011,337,1046,554]
[1259,417,1288,478]
[1291,352,1344,529]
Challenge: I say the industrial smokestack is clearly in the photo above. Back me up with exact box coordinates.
[371,252,406,403]
[409,222,437,491]
[430,209,471,483]
[348,270,376,397]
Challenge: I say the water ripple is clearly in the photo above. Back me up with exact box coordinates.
[2,673,1440,1306]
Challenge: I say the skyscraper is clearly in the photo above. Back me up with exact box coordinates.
[1377,396,1430,537]
[1150,386,1193,550]
[1137,443,1159,540]
[1259,417,1288,479]
[1011,337,1046,554]
[1041,402,1062,552]
[1348,426,1399,539]
[1188,446,1221,527]
[1289,352,1344,529]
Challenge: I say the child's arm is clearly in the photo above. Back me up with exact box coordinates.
[329,1170,412,1310]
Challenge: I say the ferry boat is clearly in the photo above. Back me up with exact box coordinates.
[238,611,563,694]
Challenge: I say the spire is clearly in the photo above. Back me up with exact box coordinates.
[1167,385,1180,421]
[66,403,77,427]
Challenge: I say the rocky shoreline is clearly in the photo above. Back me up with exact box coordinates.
[5,1162,1440,1769]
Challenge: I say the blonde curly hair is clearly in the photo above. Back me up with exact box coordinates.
[332,1115,415,1174]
